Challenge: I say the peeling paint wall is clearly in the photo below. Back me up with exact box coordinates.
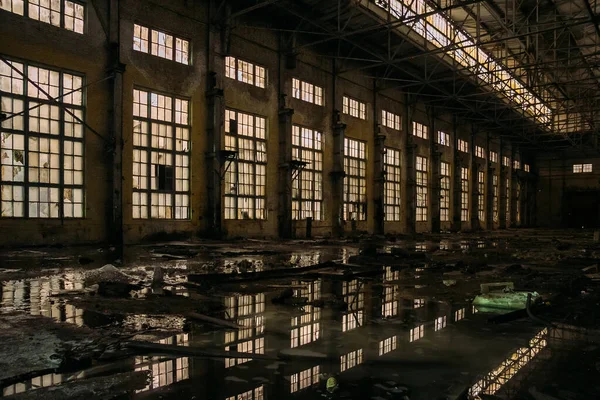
[0,0,533,246]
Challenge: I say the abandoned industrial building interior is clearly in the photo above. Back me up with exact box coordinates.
[3,0,600,398]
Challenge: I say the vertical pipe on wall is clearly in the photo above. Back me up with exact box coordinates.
[109,0,124,250]
[373,79,385,235]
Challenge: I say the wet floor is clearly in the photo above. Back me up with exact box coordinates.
[0,232,598,399]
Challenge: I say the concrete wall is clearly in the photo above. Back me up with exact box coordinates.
[0,0,534,246]
[537,154,600,228]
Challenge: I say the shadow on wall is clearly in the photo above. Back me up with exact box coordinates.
[562,190,600,228]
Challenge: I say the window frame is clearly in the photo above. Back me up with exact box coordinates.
[416,155,428,221]
[382,109,401,131]
[292,124,323,221]
[384,147,401,221]
[440,161,450,222]
[412,121,428,139]
[343,137,367,221]
[1,56,86,219]
[225,56,267,88]
[1,0,86,34]
[224,108,268,220]
[478,170,485,221]
[461,167,469,222]
[292,78,323,106]
[573,163,592,173]
[133,23,191,65]
[342,95,367,120]
[131,87,191,220]
[475,145,485,159]
[437,130,450,146]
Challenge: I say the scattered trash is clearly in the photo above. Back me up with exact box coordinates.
[443,279,457,287]
[473,288,539,310]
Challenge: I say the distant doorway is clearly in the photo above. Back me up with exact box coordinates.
[563,191,600,228]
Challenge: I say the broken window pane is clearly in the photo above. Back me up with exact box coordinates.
[1,59,85,219]
[440,161,450,222]
[292,125,323,221]
[416,156,428,221]
[132,89,190,220]
[224,109,267,220]
[461,167,469,222]
[64,1,84,33]
[384,147,401,221]
[343,138,367,221]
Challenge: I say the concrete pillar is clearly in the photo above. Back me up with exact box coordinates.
[206,84,224,237]
[278,108,294,238]
[205,1,225,238]
[428,107,440,233]
[469,128,478,231]
[374,127,386,235]
[402,97,416,234]
[109,0,124,250]
[331,111,346,237]
[451,118,462,232]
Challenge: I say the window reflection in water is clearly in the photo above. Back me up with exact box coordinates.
[435,316,447,331]
[291,280,321,348]
[134,333,189,392]
[224,293,266,367]
[414,298,425,309]
[409,324,424,342]
[226,385,264,400]
[340,349,363,372]
[1,274,85,326]
[290,366,320,393]
[379,336,397,355]
[469,328,548,397]
[342,279,364,332]
[455,308,465,322]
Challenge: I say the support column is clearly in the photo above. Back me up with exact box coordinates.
[206,0,225,238]
[109,0,124,250]
[428,107,440,233]
[451,118,462,232]
[206,83,224,237]
[374,127,386,235]
[278,108,294,238]
[470,128,478,231]
[498,140,507,229]
[402,96,416,234]
[331,111,346,237]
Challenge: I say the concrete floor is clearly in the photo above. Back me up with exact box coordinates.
[1,229,600,399]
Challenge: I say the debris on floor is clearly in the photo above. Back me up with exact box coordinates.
[2,229,600,399]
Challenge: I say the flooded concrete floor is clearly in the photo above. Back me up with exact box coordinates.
[1,229,600,399]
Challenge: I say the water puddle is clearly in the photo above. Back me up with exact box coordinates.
[0,243,589,399]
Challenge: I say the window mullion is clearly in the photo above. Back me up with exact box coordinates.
[171,101,176,217]
[59,72,65,220]
[24,65,30,218]
[146,93,152,219]
[60,0,64,29]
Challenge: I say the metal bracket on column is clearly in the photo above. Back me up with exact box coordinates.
[291,160,308,182]
[218,150,238,181]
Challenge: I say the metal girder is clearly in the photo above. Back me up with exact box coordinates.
[229,0,282,19]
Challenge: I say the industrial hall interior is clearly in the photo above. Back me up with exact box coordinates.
[2,0,600,399]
